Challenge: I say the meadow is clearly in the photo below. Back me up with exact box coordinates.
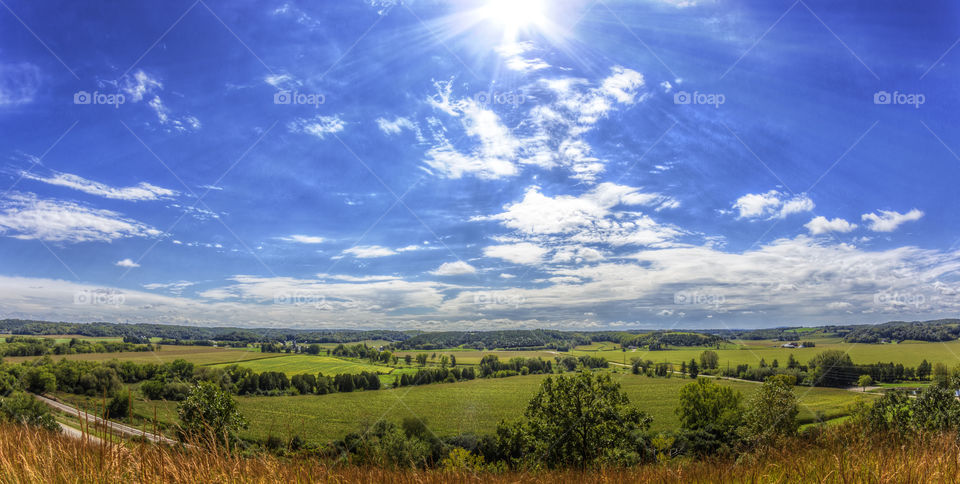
[568,338,960,369]
[128,372,872,444]
[209,354,392,376]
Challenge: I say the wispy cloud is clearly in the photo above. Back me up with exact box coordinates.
[21,170,178,201]
[0,193,160,243]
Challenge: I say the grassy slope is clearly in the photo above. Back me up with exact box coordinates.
[132,372,872,444]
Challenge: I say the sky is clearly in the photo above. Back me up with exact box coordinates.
[0,0,957,330]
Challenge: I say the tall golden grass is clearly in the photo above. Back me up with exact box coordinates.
[1,423,959,483]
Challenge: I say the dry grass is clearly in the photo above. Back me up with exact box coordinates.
[1,423,959,483]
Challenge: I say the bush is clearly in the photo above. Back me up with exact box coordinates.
[0,392,58,431]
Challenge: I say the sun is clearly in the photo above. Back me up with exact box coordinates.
[478,0,548,38]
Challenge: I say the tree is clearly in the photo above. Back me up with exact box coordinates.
[699,350,719,370]
[688,359,699,379]
[415,354,428,367]
[787,354,798,369]
[680,361,687,376]
[440,355,450,368]
[742,379,798,444]
[517,371,651,469]
[857,374,874,391]
[106,390,131,419]
[23,368,56,394]
[676,378,742,453]
[917,359,932,380]
[404,355,413,365]
[0,392,58,431]
[449,355,456,367]
[177,381,247,444]
[933,362,950,386]
[808,350,858,387]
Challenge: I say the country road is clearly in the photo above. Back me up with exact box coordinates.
[57,422,104,445]
[33,394,177,445]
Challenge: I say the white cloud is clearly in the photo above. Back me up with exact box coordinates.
[115,258,140,268]
[121,70,200,132]
[805,216,857,235]
[734,190,814,219]
[142,280,195,295]
[21,170,177,201]
[430,261,478,276]
[288,115,345,139]
[264,74,297,89]
[315,273,401,282]
[0,193,160,243]
[861,209,924,232]
[279,234,325,244]
[121,70,163,103]
[0,62,41,106]
[476,183,682,249]
[342,245,396,258]
[499,273,516,279]
[423,67,648,183]
[496,42,550,72]
[376,116,419,137]
[483,242,548,265]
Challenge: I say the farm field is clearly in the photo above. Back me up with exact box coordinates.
[210,354,393,376]
[389,349,557,365]
[3,345,274,366]
[130,372,873,444]
[571,339,960,369]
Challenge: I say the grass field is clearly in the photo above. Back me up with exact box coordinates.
[130,372,873,444]
[3,345,275,366]
[210,354,393,376]
[390,349,557,365]
[6,422,960,484]
[571,339,960,369]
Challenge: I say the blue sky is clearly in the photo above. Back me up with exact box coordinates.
[0,0,957,330]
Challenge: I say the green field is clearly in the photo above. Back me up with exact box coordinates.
[570,339,960,369]
[210,354,393,376]
[130,372,872,444]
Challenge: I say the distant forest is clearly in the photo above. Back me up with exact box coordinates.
[2,318,959,348]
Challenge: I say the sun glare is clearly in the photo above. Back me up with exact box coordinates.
[479,0,548,38]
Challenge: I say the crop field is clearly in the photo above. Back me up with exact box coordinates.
[3,345,274,366]
[130,372,873,444]
[389,349,557,365]
[210,354,393,376]
[571,339,960,369]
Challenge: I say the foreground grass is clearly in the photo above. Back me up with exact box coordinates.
[126,374,871,444]
[1,423,959,483]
